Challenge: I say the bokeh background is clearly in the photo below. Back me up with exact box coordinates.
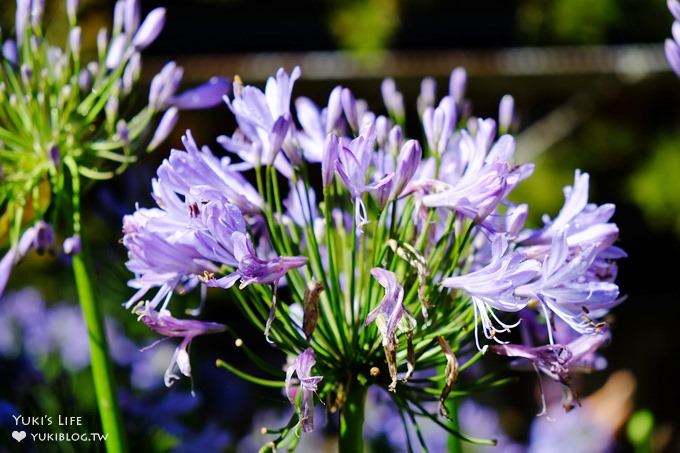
[2,0,679,451]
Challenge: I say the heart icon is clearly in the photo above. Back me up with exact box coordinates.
[12,431,26,442]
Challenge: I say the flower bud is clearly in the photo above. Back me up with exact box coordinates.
[122,52,141,94]
[449,66,467,103]
[116,120,129,143]
[392,139,422,197]
[67,0,79,25]
[417,76,436,117]
[341,88,358,133]
[326,85,343,133]
[106,34,127,69]
[670,0,680,21]
[124,0,141,36]
[78,68,92,92]
[63,235,81,256]
[147,107,178,151]
[132,8,166,50]
[375,115,391,148]
[370,173,393,210]
[268,115,290,163]
[498,94,514,134]
[381,77,404,121]
[15,0,30,45]
[322,134,339,188]
[49,145,60,168]
[113,1,125,34]
[30,0,45,28]
[97,28,109,59]
[69,26,81,55]
[387,125,403,157]
[33,222,55,255]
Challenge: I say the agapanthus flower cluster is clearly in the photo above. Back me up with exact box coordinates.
[123,65,625,450]
[0,0,228,295]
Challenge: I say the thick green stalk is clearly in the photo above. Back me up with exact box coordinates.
[339,381,368,453]
[447,397,462,453]
[72,250,126,453]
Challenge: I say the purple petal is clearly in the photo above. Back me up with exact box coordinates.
[669,0,680,21]
[171,77,231,110]
[322,134,339,187]
[666,38,680,77]
[2,40,18,65]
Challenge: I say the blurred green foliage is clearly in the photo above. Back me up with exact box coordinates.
[629,136,680,234]
[517,0,621,44]
[329,0,400,52]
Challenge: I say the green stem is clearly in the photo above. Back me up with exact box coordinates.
[447,397,462,453]
[72,251,126,453]
[339,381,368,453]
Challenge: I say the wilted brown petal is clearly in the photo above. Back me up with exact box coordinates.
[437,336,459,418]
[303,280,323,340]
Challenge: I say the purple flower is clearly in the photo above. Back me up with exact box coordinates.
[219,67,300,175]
[522,171,619,254]
[149,61,184,111]
[1,221,55,297]
[170,77,231,110]
[422,96,457,154]
[201,231,306,341]
[441,235,540,349]
[335,122,377,231]
[156,131,261,214]
[223,232,307,290]
[295,86,344,163]
[134,303,225,388]
[515,230,620,339]
[285,348,323,432]
[392,139,422,197]
[415,119,534,224]
[366,267,416,390]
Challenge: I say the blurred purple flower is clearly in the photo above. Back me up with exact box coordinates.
[1,221,55,297]
[170,76,231,110]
